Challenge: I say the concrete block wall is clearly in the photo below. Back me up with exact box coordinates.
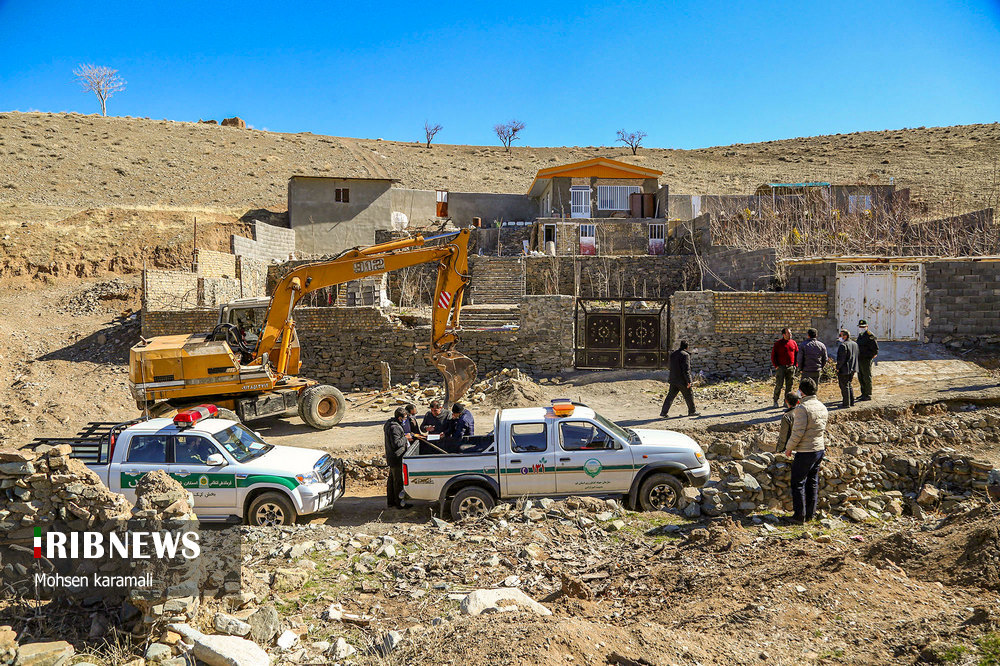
[704,246,778,291]
[670,291,829,377]
[924,260,1000,347]
[194,249,237,279]
[232,221,296,262]
[143,270,200,311]
[237,256,268,298]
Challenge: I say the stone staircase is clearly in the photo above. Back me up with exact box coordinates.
[459,304,520,329]
[469,257,525,305]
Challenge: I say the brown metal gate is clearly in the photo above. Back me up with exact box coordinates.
[575,299,668,369]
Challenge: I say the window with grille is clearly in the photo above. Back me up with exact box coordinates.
[579,224,596,239]
[335,188,350,203]
[648,224,665,240]
[848,194,871,214]
[597,185,641,211]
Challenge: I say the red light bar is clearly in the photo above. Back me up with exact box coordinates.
[173,404,219,427]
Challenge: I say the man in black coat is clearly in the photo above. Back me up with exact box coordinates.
[836,329,860,409]
[856,319,879,401]
[660,340,699,418]
[383,407,409,509]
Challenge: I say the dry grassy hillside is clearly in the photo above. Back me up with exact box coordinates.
[1,112,998,219]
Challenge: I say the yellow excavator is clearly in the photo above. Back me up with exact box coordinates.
[128,229,477,429]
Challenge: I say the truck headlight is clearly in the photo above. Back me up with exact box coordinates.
[296,471,320,485]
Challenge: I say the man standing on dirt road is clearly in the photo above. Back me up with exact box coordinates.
[797,328,829,386]
[771,328,799,408]
[836,329,860,408]
[383,407,409,509]
[856,320,879,402]
[661,341,699,418]
[783,378,828,524]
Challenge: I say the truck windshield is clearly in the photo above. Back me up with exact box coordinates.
[592,414,631,443]
[212,425,272,462]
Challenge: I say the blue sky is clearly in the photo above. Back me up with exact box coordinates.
[1,0,998,149]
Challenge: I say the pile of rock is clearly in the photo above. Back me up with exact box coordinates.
[474,368,544,407]
[0,444,132,543]
[689,444,998,520]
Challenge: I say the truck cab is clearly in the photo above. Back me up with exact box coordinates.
[402,403,710,520]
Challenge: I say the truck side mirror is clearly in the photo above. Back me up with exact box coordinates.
[206,453,227,467]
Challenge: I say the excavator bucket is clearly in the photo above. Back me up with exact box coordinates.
[430,350,477,406]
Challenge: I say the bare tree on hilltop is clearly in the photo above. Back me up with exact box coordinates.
[73,64,126,116]
[616,129,647,155]
[424,121,443,148]
[494,120,525,152]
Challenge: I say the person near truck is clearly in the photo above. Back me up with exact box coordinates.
[797,328,829,386]
[783,378,828,524]
[776,392,800,453]
[420,400,446,435]
[402,403,423,442]
[836,329,860,408]
[383,407,409,509]
[443,402,475,440]
[771,328,799,408]
[660,341,699,418]
[856,319,879,402]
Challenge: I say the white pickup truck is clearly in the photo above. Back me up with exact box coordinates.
[39,404,344,526]
[402,403,710,520]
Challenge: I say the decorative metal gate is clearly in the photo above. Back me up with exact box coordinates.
[575,299,668,369]
[835,263,922,341]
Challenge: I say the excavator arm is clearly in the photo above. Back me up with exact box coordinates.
[254,229,477,404]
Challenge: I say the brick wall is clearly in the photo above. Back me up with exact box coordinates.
[924,260,1000,347]
[142,309,218,337]
[781,261,838,340]
[194,249,237,278]
[670,291,829,377]
[143,270,200,310]
[232,221,296,262]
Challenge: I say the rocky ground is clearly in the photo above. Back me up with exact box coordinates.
[1,280,1000,665]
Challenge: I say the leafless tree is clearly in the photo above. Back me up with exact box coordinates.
[424,121,443,148]
[73,64,126,116]
[494,120,525,152]
[616,129,647,155]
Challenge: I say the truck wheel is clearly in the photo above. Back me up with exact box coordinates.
[247,492,296,526]
[298,385,346,430]
[450,487,495,522]
[215,407,241,423]
[639,473,684,512]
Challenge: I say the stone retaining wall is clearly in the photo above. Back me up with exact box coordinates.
[670,291,829,377]
[693,406,1000,519]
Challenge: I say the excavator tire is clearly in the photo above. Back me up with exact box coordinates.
[298,385,347,430]
[215,407,241,423]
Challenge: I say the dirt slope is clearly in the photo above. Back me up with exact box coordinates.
[1,112,998,220]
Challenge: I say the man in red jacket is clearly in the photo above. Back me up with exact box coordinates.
[771,328,799,408]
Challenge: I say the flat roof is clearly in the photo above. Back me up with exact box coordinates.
[289,175,399,183]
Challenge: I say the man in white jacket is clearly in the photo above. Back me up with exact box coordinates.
[784,377,829,524]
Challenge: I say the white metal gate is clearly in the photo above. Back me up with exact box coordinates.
[570,187,591,218]
[836,263,922,341]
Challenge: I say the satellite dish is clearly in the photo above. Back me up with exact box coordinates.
[391,212,409,231]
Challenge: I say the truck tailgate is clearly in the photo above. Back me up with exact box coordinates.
[403,452,499,502]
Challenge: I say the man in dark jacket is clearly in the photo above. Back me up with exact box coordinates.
[420,400,446,435]
[443,402,475,440]
[856,319,879,401]
[383,407,409,509]
[797,328,829,386]
[771,328,799,408]
[661,341,698,418]
[836,329,860,408]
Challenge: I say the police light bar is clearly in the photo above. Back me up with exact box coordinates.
[173,404,219,427]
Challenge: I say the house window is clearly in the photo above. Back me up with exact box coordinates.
[579,224,596,239]
[648,224,665,240]
[579,223,596,255]
[848,194,871,214]
[335,188,350,203]
[597,185,641,211]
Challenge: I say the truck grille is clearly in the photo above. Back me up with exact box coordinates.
[315,455,337,483]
